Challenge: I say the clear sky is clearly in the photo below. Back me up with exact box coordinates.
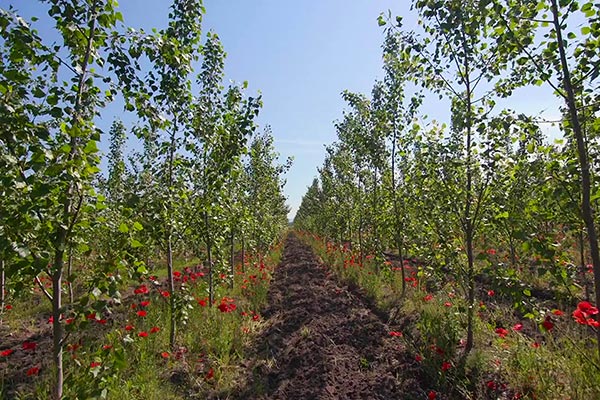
[5,1,563,220]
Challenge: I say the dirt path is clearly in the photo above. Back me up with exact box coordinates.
[229,232,422,399]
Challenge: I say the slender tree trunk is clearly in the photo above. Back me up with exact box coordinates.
[551,0,600,356]
[1,259,5,324]
[166,125,177,348]
[52,249,64,400]
[229,229,234,289]
[390,120,406,295]
[580,230,591,300]
[358,178,364,267]
[167,233,176,347]
[204,211,214,305]
[461,21,476,355]
[67,244,74,304]
[241,235,245,273]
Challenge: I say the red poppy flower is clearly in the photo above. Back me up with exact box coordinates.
[389,331,403,337]
[531,342,540,348]
[134,285,149,294]
[125,325,134,331]
[495,327,509,338]
[65,318,74,325]
[1,349,14,357]
[90,362,101,368]
[487,290,495,297]
[512,323,523,331]
[441,361,451,371]
[573,301,599,326]
[197,298,207,307]
[86,312,96,320]
[102,345,112,350]
[252,314,260,321]
[415,354,423,362]
[138,331,148,338]
[173,271,182,278]
[4,304,12,310]
[48,316,54,324]
[486,249,496,255]
[205,368,214,380]
[541,317,554,331]
[161,351,170,359]
[136,310,147,317]
[487,380,498,390]
[140,301,150,307]
[22,342,37,351]
[131,303,137,309]
[423,294,433,302]
[551,309,564,316]
[161,291,170,298]
[444,302,452,307]
[428,390,437,400]
[150,326,160,334]
[26,366,40,376]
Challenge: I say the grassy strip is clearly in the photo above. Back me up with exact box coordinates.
[0,241,283,399]
[298,231,600,400]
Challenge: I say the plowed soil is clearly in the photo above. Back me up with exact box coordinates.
[228,232,423,399]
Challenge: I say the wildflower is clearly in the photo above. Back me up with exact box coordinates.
[65,318,75,325]
[415,354,423,362]
[1,349,14,357]
[444,302,452,307]
[138,331,148,338]
[136,310,147,317]
[487,380,498,390]
[252,314,260,321]
[150,326,160,334]
[541,316,554,331]
[205,368,214,380]
[512,323,523,331]
[90,362,101,368]
[441,361,451,371]
[161,291,170,298]
[423,294,433,302]
[140,301,150,307]
[102,345,112,350]
[551,309,564,316]
[197,298,207,307]
[161,351,170,359]
[531,342,540,348]
[86,312,96,320]
[573,301,599,327]
[389,331,403,337]
[487,249,496,255]
[495,328,509,338]
[26,367,40,376]
[134,285,149,295]
[428,391,437,400]
[4,304,12,310]
[487,290,495,297]
[22,342,37,351]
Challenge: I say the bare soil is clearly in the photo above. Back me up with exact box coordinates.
[224,232,424,399]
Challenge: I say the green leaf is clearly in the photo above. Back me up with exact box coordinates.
[118,223,129,233]
[523,288,531,297]
[131,239,143,248]
[84,140,99,154]
[133,221,143,231]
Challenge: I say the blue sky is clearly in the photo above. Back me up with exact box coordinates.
[6,1,563,219]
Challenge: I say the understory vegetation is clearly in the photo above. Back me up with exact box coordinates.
[294,1,600,398]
